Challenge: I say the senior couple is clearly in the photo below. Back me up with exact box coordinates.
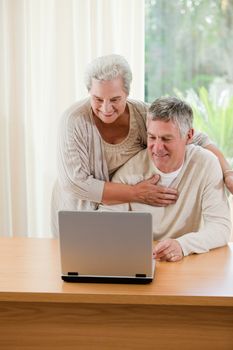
[52,54,232,261]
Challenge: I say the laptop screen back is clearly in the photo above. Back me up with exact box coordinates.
[58,211,153,279]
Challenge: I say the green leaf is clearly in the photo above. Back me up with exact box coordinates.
[176,87,233,166]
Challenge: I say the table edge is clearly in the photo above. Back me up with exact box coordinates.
[0,292,233,307]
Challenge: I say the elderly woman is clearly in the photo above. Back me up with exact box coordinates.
[51,54,233,235]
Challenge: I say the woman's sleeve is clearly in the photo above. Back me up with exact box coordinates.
[57,112,105,203]
[192,131,213,147]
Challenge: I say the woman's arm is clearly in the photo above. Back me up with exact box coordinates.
[205,144,233,194]
[58,106,178,207]
[191,131,233,194]
[102,176,178,206]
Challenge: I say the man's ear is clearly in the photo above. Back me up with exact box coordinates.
[186,128,194,144]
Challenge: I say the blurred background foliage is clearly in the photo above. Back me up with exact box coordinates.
[177,87,233,165]
[145,0,233,163]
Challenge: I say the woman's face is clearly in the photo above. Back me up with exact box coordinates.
[89,76,128,124]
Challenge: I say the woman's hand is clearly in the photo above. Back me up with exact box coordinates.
[133,175,178,206]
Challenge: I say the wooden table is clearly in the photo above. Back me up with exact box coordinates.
[0,237,232,349]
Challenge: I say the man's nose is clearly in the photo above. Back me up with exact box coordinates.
[152,140,164,152]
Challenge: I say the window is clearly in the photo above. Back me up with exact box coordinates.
[145,0,233,165]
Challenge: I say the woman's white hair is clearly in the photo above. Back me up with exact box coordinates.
[84,54,132,95]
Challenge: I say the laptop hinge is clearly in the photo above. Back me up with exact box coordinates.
[135,273,146,278]
[68,272,79,276]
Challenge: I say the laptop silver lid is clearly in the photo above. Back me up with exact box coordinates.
[58,211,154,279]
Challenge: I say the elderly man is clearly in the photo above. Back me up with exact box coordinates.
[101,97,232,262]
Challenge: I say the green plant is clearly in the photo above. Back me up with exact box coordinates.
[176,87,233,166]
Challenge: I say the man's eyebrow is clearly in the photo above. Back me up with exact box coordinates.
[93,95,122,99]
[147,132,174,138]
[161,134,174,138]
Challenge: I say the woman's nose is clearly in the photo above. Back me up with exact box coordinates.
[101,101,113,113]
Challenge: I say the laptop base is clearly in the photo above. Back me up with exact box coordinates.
[62,275,153,284]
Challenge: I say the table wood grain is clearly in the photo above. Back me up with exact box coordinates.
[0,237,232,349]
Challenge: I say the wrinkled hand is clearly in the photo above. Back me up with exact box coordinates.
[225,174,233,194]
[153,239,183,262]
[134,175,178,206]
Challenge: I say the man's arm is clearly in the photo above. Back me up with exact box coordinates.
[153,154,232,262]
[175,157,231,256]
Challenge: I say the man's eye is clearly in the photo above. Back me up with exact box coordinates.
[162,138,171,142]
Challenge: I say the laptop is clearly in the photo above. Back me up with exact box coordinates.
[58,211,155,284]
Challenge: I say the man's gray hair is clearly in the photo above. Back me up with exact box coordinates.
[148,97,193,137]
[84,54,132,95]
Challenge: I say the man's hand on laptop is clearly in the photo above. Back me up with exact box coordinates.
[153,239,183,262]
[134,175,179,207]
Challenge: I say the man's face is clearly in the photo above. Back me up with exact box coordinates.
[89,76,128,124]
[147,118,193,173]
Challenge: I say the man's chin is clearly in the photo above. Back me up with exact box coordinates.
[153,155,169,162]
[153,158,170,172]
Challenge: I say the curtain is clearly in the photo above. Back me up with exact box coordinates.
[0,0,145,237]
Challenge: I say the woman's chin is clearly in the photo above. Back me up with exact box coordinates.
[100,114,119,124]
